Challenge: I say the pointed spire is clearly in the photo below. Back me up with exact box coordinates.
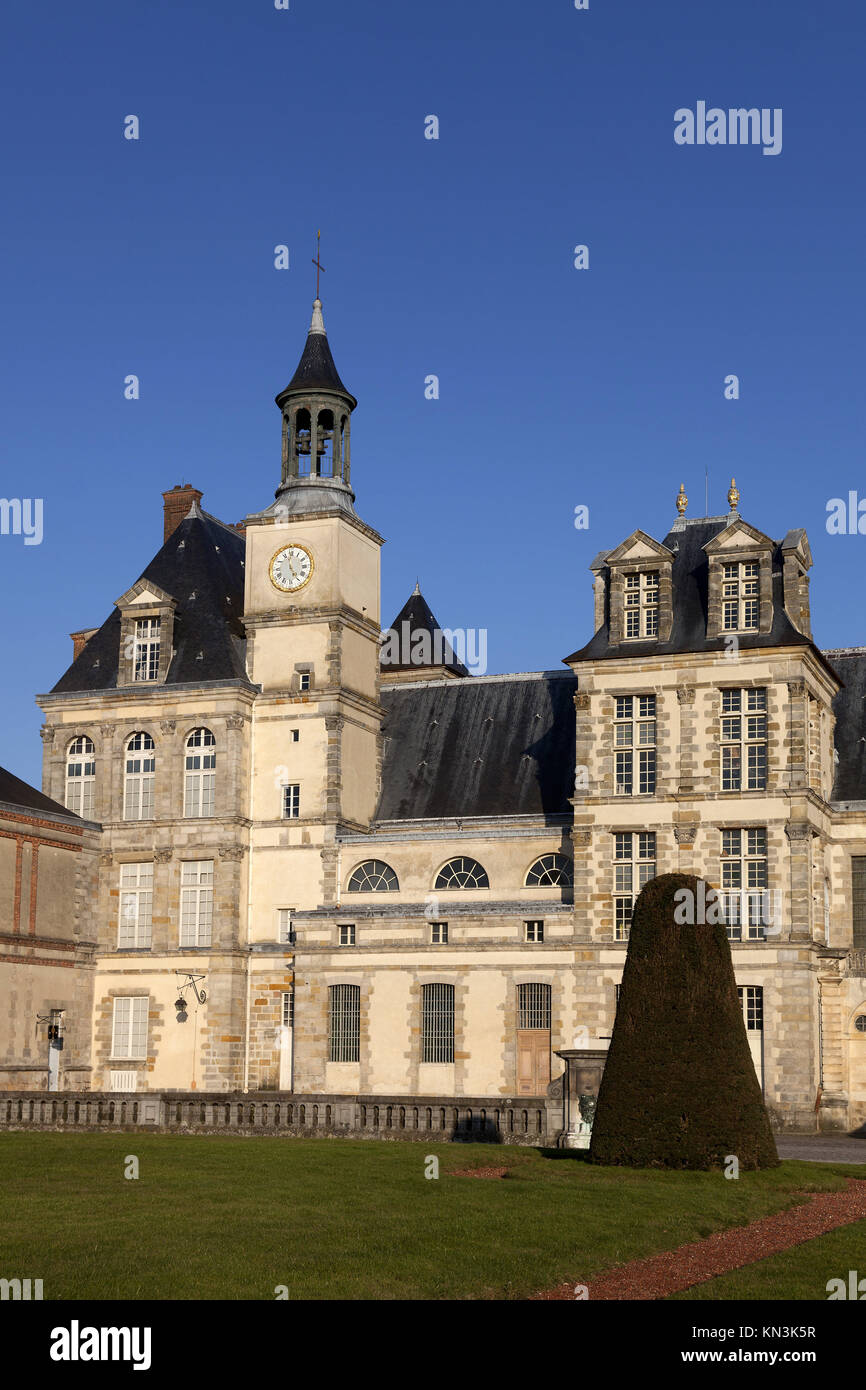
[276,298,356,406]
[412,579,421,596]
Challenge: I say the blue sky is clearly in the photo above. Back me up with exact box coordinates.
[2,0,865,785]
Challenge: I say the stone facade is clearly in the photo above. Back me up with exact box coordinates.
[5,302,866,1137]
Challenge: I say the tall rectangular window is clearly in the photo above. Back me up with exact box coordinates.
[721,829,768,941]
[282,991,294,1029]
[118,863,153,949]
[721,688,767,791]
[66,736,95,818]
[124,734,155,821]
[624,571,660,639]
[111,996,148,1060]
[722,562,760,632]
[277,908,293,944]
[184,729,216,817]
[328,984,360,1062]
[422,983,455,1063]
[737,985,764,1032]
[132,618,161,682]
[180,861,213,947]
[613,831,656,940]
[282,784,300,819]
[614,695,656,795]
[853,857,866,949]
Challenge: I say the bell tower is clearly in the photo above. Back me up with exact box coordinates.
[243,294,384,910]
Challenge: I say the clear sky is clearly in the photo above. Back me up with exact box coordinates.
[2,0,865,786]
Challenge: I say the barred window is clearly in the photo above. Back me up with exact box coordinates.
[434,857,489,889]
[525,853,574,887]
[111,997,148,1060]
[282,783,300,819]
[184,727,216,818]
[132,617,161,682]
[328,984,360,1062]
[721,829,768,940]
[430,921,448,944]
[124,732,155,821]
[180,860,213,947]
[613,831,656,940]
[721,688,767,791]
[624,571,660,639]
[518,983,551,1030]
[118,863,153,949]
[347,860,399,892]
[737,985,764,1032]
[853,857,866,949]
[722,561,760,632]
[614,695,656,796]
[422,983,454,1063]
[66,736,95,817]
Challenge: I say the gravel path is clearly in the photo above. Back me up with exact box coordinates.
[777,1134,866,1164]
[532,1177,866,1300]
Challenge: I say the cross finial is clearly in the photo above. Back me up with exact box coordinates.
[312,229,325,300]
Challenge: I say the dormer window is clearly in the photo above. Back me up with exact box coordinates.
[133,618,161,681]
[624,572,659,638]
[722,562,759,632]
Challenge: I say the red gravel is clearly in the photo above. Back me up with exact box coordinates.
[449,1166,510,1179]
[532,1178,866,1300]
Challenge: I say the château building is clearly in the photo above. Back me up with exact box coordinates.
[7,297,866,1133]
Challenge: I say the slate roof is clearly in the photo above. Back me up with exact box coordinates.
[0,764,82,821]
[565,516,821,666]
[50,509,251,693]
[381,586,469,676]
[375,672,576,821]
[827,649,866,802]
[276,301,356,405]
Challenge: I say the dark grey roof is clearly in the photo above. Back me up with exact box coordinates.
[375,673,576,821]
[827,649,866,801]
[276,318,355,405]
[566,517,821,666]
[51,511,251,693]
[381,587,469,676]
[0,764,81,820]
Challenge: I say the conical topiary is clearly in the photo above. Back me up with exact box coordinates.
[589,872,779,1169]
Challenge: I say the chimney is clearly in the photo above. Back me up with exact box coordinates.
[70,628,98,661]
[163,484,203,542]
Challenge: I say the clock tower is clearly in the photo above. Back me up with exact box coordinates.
[243,297,384,916]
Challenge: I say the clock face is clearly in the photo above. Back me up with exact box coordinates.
[269,544,314,593]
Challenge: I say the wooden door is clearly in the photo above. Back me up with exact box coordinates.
[517,1031,550,1095]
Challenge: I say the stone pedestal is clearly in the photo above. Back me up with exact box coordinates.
[556,1045,609,1149]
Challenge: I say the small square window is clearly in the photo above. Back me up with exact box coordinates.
[290,728,300,743]
[524,919,544,943]
[338,924,356,946]
[430,921,448,944]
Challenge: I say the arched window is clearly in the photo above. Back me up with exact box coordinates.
[525,853,574,888]
[66,736,95,817]
[184,728,216,818]
[124,733,155,821]
[347,860,399,892]
[434,857,489,890]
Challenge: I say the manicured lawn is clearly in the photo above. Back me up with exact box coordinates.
[0,1132,862,1300]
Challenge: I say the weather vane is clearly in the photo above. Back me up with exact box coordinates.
[312,229,325,299]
